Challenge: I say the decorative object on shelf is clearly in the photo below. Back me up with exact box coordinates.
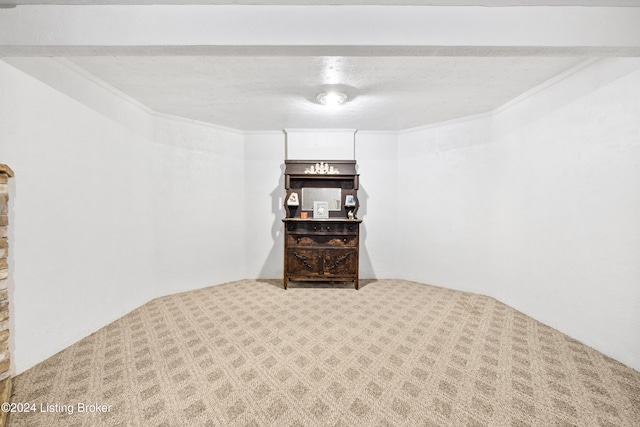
[313,201,329,219]
[304,162,340,175]
[348,210,354,220]
[345,194,356,207]
[287,192,299,206]
[300,212,308,219]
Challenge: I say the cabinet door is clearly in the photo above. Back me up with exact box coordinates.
[323,248,357,276]
[287,248,323,276]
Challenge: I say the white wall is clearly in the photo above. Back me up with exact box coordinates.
[243,132,286,279]
[355,132,399,279]
[398,116,495,293]
[285,129,356,160]
[490,59,640,371]
[397,58,640,370]
[0,60,156,373]
[152,117,245,295]
[0,60,245,373]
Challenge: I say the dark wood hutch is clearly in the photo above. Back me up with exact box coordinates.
[282,160,362,290]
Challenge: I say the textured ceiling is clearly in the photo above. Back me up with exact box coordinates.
[2,2,636,131]
[68,56,587,131]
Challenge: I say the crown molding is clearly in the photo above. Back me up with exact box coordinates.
[54,58,242,135]
[492,58,602,116]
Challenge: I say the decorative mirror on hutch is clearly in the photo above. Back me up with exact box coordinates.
[282,160,362,290]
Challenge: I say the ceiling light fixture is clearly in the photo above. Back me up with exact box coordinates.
[316,91,348,107]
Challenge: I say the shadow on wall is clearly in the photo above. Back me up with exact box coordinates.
[258,163,285,280]
[357,184,376,280]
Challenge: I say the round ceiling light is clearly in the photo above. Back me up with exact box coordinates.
[316,91,348,107]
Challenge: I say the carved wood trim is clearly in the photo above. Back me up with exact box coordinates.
[293,252,314,270]
[325,252,351,271]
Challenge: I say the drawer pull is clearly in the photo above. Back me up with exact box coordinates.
[327,226,331,231]
[343,238,348,243]
[297,238,301,243]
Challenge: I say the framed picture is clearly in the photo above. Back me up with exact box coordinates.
[313,201,329,219]
[345,195,356,207]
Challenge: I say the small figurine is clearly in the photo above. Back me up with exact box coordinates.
[348,210,354,220]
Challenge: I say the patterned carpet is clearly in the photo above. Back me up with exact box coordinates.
[8,279,640,426]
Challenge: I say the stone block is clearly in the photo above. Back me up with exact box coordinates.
[0,217,6,227]
[0,239,6,249]
[0,359,9,374]
[0,282,6,293]
[0,163,14,176]
[0,377,11,427]
[0,175,7,184]
[0,271,6,281]
[0,377,10,401]
[0,260,6,271]
[0,330,8,344]
[0,165,13,177]
[0,227,5,239]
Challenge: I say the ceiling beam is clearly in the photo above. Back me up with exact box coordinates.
[1,5,639,56]
[2,1,640,6]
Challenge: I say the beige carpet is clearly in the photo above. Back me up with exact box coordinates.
[8,279,640,426]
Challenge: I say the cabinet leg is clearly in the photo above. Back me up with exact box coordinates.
[355,279,358,290]
[283,277,288,290]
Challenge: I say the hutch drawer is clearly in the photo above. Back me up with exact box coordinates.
[286,234,358,248]
[286,221,358,235]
